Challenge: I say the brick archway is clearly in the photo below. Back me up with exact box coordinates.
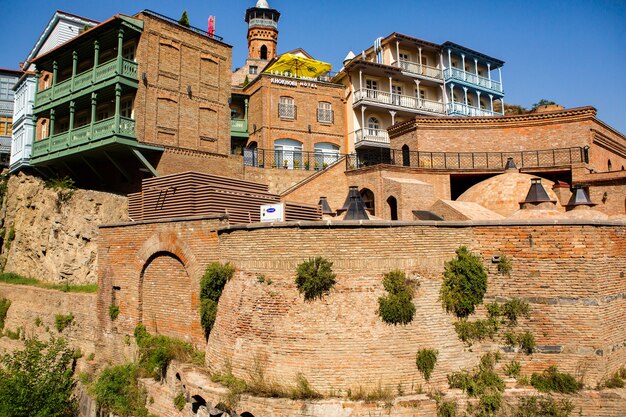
[136,232,204,345]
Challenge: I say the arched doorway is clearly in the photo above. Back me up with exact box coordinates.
[274,138,303,169]
[244,141,258,167]
[360,188,375,216]
[402,144,410,167]
[314,142,340,169]
[387,196,398,220]
[140,252,193,342]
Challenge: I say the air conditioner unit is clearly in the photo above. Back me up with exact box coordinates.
[260,203,284,222]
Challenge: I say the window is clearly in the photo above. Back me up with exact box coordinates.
[75,112,89,128]
[0,78,13,100]
[421,56,428,66]
[57,119,69,133]
[43,74,51,89]
[365,79,378,99]
[399,52,409,70]
[41,120,48,139]
[122,42,136,61]
[249,65,258,75]
[367,117,380,136]
[392,85,403,105]
[278,96,296,119]
[121,98,134,119]
[317,102,333,123]
[314,142,340,168]
[274,138,302,169]
[260,45,268,60]
[97,108,109,121]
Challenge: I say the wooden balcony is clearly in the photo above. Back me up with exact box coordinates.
[398,60,443,81]
[355,128,390,148]
[447,102,503,117]
[354,88,446,115]
[443,67,503,94]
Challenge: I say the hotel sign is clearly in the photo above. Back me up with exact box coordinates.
[271,78,318,89]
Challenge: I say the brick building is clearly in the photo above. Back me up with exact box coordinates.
[28,10,238,191]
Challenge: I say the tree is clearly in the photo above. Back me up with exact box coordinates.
[0,337,77,417]
[531,99,557,110]
[178,10,190,27]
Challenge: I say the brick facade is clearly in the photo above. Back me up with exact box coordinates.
[97,218,626,392]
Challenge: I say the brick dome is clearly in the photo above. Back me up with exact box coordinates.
[457,172,559,217]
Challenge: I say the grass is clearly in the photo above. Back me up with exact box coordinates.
[0,272,97,293]
[55,313,74,332]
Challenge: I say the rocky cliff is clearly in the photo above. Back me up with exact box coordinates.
[1,172,127,284]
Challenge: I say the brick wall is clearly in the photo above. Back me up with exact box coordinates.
[155,146,244,179]
[134,13,232,157]
[97,217,626,391]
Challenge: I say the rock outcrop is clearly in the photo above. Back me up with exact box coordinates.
[2,172,127,284]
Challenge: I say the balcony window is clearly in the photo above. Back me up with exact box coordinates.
[278,96,296,119]
[317,102,333,124]
[122,42,136,61]
[121,98,134,119]
[367,117,380,136]
[41,120,48,139]
[97,109,110,121]
[399,53,409,70]
[75,112,89,128]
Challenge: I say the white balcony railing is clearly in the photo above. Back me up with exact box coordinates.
[443,68,503,93]
[248,18,278,29]
[398,60,443,80]
[354,89,446,115]
[355,128,390,147]
[447,102,502,117]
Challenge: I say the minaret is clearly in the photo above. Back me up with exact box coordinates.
[245,0,280,61]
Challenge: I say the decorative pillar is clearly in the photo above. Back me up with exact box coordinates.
[499,98,505,115]
[360,106,366,138]
[447,48,452,77]
[71,51,78,91]
[359,70,363,92]
[90,93,97,139]
[498,67,503,91]
[69,101,75,133]
[49,108,56,137]
[487,63,492,89]
[414,80,421,107]
[474,58,479,77]
[440,85,447,110]
[389,110,396,125]
[35,70,40,94]
[396,41,400,67]
[92,41,100,83]
[476,91,481,110]
[440,52,444,70]
[114,83,122,133]
[489,94,494,113]
[117,28,125,74]
[461,54,466,80]
[52,61,58,99]
[463,87,468,106]
[418,47,422,73]
[244,98,249,120]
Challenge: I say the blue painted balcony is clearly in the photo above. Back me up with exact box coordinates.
[447,102,502,117]
[443,67,503,95]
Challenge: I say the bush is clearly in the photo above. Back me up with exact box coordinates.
[504,361,521,378]
[530,367,582,393]
[295,257,336,301]
[454,318,499,345]
[436,397,457,417]
[0,337,77,417]
[603,372,625,388]
[447,353,505,415]
[91,363,149,417]
[0,298,10,331]
[378,269,416,325]
[4,227,15,250]
[416,349,438,381]
[501,298,530,325]
[200,262,235,338]
[497,254,512,276]
[174,392,186,411]
[512,396,575,417]
[109,305,120,321]
[55,313,74,332]
[440,246,487,318]
[503,331,536,354]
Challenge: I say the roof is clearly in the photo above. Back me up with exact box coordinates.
[442,41,504,67]
[24,10,99,67]
[0,69,22,77]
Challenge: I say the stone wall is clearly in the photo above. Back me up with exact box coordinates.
[2,172,127,284]
[97,217,626,392]
[0,283,98,357]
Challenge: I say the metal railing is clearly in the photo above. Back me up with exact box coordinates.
[354,88,446,114]
[346,146,587,171]
[447,102,502,117]
[142,10,223,41]
[231,118,248,133]
[278,103,297,119]
[317,108,334,123]
[265,70,337,83]
[248,18,278,29]
[242,148,344,171]
[443,67,503,93]
[398,60,443,80]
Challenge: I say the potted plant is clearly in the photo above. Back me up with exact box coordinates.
[294,160,301,169]
[322,162,329,169]
[304,161,310,171]
[314,161,320,171]
[283,159,288,169]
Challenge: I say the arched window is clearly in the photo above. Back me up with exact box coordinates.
[608,159,612,171]
[41,120,48,139]
[260,45,268,60]
[402,144,410,167]
[279,96,296,119]
[367,117,380,136]
[317,102,333,123]
[274,138,302,169]
[360,188,375,216]
[387,196,398,220]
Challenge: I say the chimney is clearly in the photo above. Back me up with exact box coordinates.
[318,196,334,215]
[565,186,596,210]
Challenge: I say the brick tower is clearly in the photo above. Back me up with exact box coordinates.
[245,0,280,61]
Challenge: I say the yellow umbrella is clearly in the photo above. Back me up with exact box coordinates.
[265,53,332,79]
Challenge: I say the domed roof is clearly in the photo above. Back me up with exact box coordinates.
[457,172,560,217]
[563,208,609,220]
[256,0,270,8]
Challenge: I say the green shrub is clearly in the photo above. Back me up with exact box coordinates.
[295,257,337,301]
[174,392,186,411]
[436,397,457,417]
[4,328,21,340]
[133,324,203,380]
[0,298,10,331]
[440,246,487,318]
[378,269,417,325]
[416,349,438,381]
[91,363,150,417]
[504,361,521,378]
[512,396,575,417]
[503,330,535,354]
[447,353,505,401]
[55,313,74,332]
[502,298,530,325]
[454,318,499,345]
[44,176,76,191]
[530,366,582,393]
[4,227,15,250]
[109,305,120,321]
[199,262,235,338]
[603,372,625,388]
[497,254,512,276]
[0,337,77,417]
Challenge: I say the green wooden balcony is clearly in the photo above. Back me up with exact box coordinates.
[35,59,138,109]
[231,118,249,138]
[32,116,137,163]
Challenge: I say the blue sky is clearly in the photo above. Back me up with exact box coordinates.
[1,0,625,133]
